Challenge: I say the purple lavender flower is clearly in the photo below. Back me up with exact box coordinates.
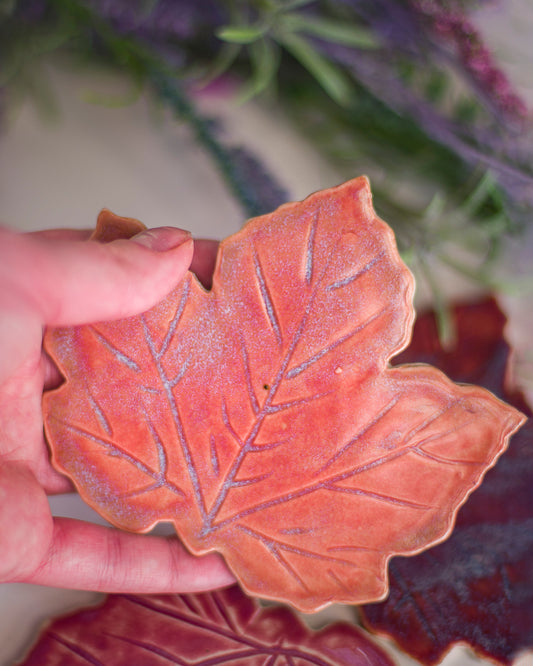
[411,0,528,121]
[306,0,533,207]
[86,0,227,45]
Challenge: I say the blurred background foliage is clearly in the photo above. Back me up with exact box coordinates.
[1,0,532,341]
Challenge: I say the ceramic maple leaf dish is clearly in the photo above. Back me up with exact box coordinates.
[18,586,394,666]
[43,177,525,612]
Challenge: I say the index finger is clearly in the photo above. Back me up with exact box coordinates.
[21,518,236,594]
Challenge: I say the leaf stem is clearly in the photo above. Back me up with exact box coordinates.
[417,253,455,348]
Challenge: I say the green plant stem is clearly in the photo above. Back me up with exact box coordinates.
[417,253,455,348]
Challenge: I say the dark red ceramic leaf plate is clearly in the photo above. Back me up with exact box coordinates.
[43,179,525,612]
[17,585,394,666]
[361,298,533,665]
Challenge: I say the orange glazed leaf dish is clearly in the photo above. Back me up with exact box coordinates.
[43,177,525,612]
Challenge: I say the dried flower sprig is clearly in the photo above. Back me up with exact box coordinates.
[410,0,528,122]
[1,0,531,325]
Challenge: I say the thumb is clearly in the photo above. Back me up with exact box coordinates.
[0,226,194,327]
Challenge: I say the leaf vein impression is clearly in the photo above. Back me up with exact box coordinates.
[253,247,282,346]
[266,390,330,414]
[90,327,141,372]
[326,249,385,291]
[120,480,170,500]
[62,422,185,498]
[169,356,191,388]
[141,316,208,522]
[179,594,202,616]
[237,526,311,591]
[205,245,348,532]
[240,334,260,414]
[87,390,112,436]
[215,402,470,529]
[115,604,335,666]
[121,595,271,652]
[49,632,105,665]
[286,303,392,380]
[325,483,430,510]
[305,208,319,285]
[141,405,168,476]
[412,414,485,466]
[327,568,352,594]
[238,525,360,569]
[210,434,220,476]
[158,280,190,359]
[222,399,245,449]
[62,423,153,477]
[211,590,238,633]
[319,395,401,473]
[232,472,273,488]
[105,633,189,664]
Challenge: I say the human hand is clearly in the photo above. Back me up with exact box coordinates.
[0,225,233,593]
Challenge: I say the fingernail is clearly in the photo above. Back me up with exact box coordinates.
[131,227,192,252]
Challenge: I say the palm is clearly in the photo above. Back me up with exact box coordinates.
[0,337,63,580]
[0,228,232,592]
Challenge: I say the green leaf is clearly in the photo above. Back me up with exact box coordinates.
[216,24,266,45]
[284,14,379,49]
[279,32,354,107]
[237,38,281,103]
[459,171,497,217]
[417,254,456,348]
